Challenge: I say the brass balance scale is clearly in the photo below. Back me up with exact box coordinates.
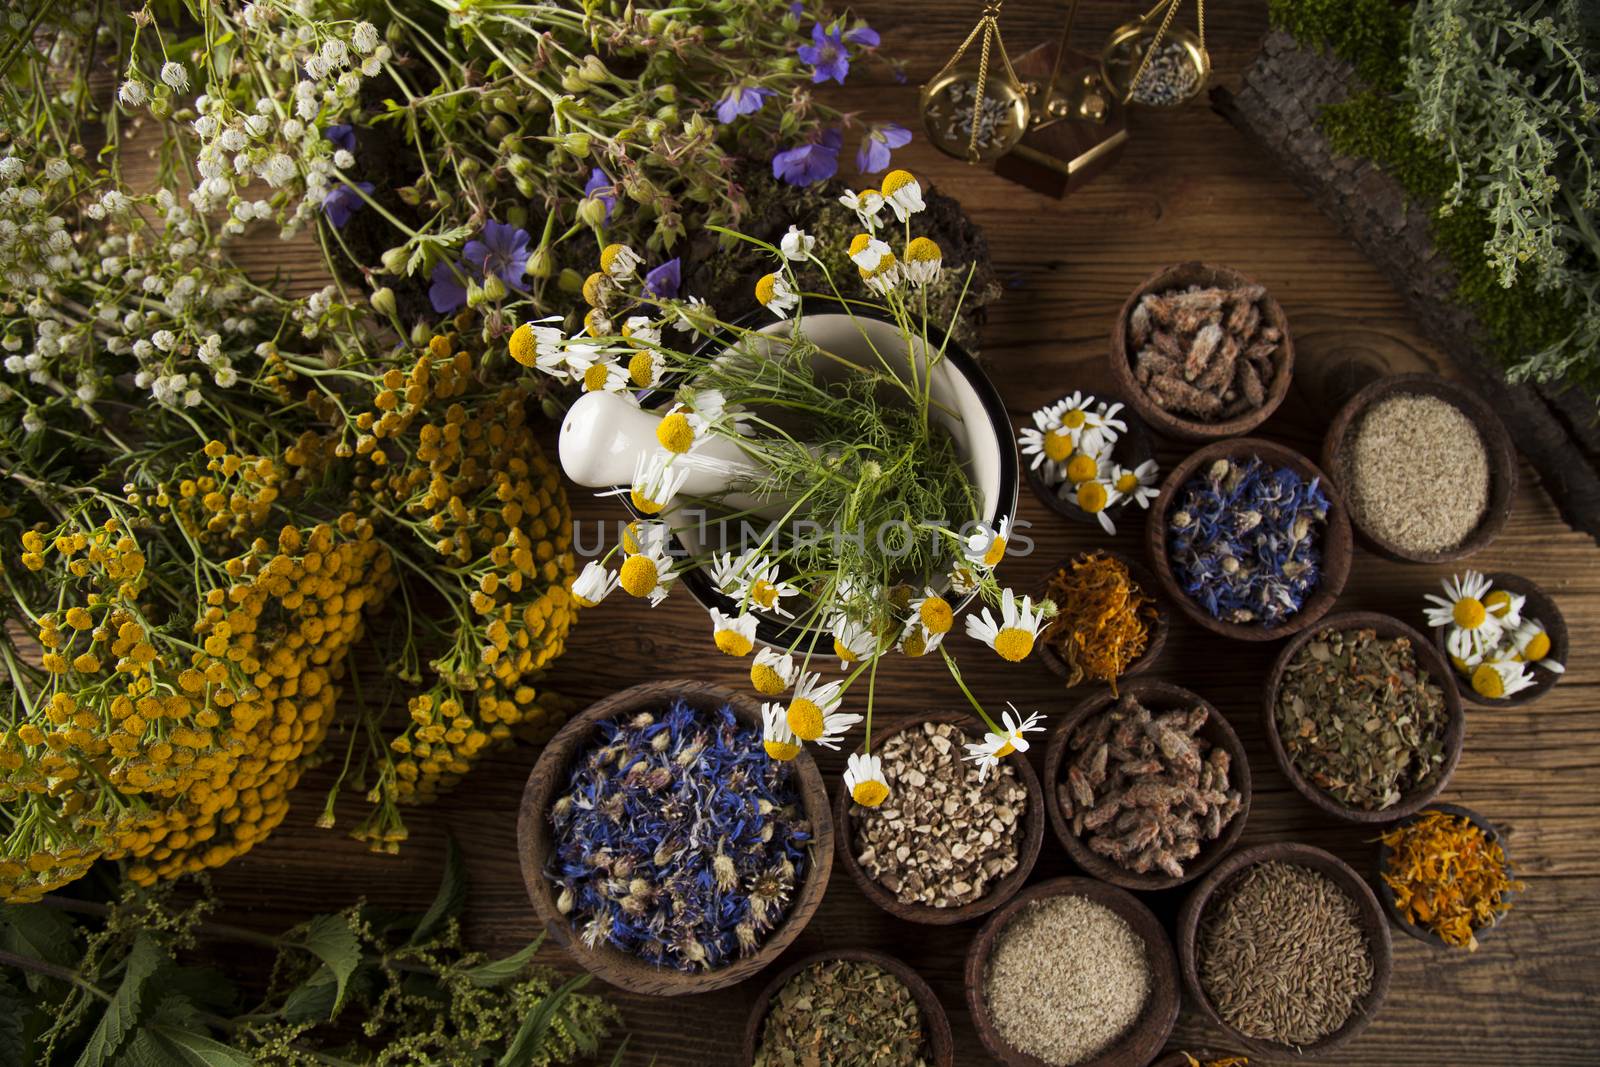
[919,0,1209,195]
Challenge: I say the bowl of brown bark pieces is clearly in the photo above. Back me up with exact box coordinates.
[1043,679,1250,892]
[1110,262,1293,442]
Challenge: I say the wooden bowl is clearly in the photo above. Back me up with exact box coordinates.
[966,877,1180,1067]
[1321,373,1516,563]
[1374,802,1519,949]
[741,949,955,1067]
[1035,550,1168,686]
[1110,262,1294,442]
[1264,611,1465,824]
[1146,438,1353,642]
[1021,391,1156,527]
[1150,1054,1248,1067]
[517,680,833,995]
[1043,679,1251,891]
[1177,843,1393,1059]
[834,710,1044,926]
[1431,572,1567,708]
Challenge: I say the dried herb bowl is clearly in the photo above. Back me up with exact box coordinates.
[965,877,1181,1067]
[1374,802,1519,950]
[1321,372,1516,563]
[1034,550,1168,687]
[1021,390,1156,527]
[1264,611,1465,824]
[1146,437,1353,642]
[833,710,1045,926]
[1177,843,1393,1059]
[1431,572,1568,708]
[517,680,833,996]
[1043,679,1251,891]
[1109,262,1295,442]
[740,949,955,1067]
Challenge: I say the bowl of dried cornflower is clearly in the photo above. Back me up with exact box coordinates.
[1043,679,1250,891]
[1425,571,1567,707]
[518,680,832,996]
[1375,803,1524,951]
[1017,391,1159,534]
[1110,263,1294,442]
[1146,439,1352,642]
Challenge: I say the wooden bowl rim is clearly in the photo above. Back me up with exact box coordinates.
[1035,549,1169,685]
[1041,678,1252,891]
[1144,437,1353,642]
[833,710,1045,925]
[1320,372,1517,563]
[964,876,1181,1067]
[1109,261,1295,442]
[1176,842,1394,1059]
[1021,390,1156,526]
[1262,611,1466,824]
[516,680,834,995]
[1430,571,1568,708]
[740,948,955,1067]
[1373,801,1519,949]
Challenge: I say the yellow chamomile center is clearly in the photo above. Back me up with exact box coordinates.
[1450,653,1471,675]
[992,627,1035,662]
[905,236,940,263]
[901,628,928,657]
[755,273,778,305]
[1470,663,1505,699]
[834,638,859,663]
[1484,590,1515,617]
[1453,597,1487,629]
[657,412,695,454]
[1115,472,1139,494]
[508,323,537,367]
[751,579,780,609]
[848,233,874,257]
[599,244,628,274]
[787,698,825,741]
[881,169,914,197]
[919,596,954,634]
[1061,409,1087,430]
[1065,453,1098,484]
[582,271,606,307]
[628,350,656,387]
[852,778,891,807]
[583,363,612,393]
[1043,428,1073,462]
[751,662,786,695]
[993,739,1017,758]
[714,627,753,657]
[1523,630,1551,661]
[1077,481,1109,514]
[629,488,664,515]
[765,736,802,761]
[618,555,659,598]
[622,521,647,553]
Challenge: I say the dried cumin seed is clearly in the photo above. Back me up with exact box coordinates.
[1344,393,1489,554]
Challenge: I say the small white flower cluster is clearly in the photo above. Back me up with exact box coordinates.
[1423,571,1563,700]
[0,153,83,290]
[1017,392,1160,535]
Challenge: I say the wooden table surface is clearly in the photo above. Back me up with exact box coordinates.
[202,3,1600,1063]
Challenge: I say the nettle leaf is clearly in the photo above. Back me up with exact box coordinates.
[409,837,466,947]
[461,937,542,989]
[277,969,337,1026]
[0,904,80,991]
[297,914,362,1020]
[496,973,590,1067]
[75,934,162,1067]
[145,1027,255,1067]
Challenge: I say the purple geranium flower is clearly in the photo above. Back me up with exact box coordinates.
[463,220,531,290]
[583,167,615,221]
[643,257,681,299]
[325,123,357,154]
[429,260,467,314]
[798,23,849,84]
[772,128,842,186]
[788,2,805,16]
[856,123,912,174]
[320,181,374,228]
[715,85,776,125]
[843,25,880,47]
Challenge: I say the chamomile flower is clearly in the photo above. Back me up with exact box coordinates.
[583,308,612,338]
[622,519,670,556]
[656,402,711,454]
[1080,400,1127,455]
[738,554,799,618]
[508,317,565,371]
[847,233,893,273]
[831,614,877,668]
[1074,478,1122,535]
[964,516,1013,569]
[896,619,945,658]
[621,451,688,516]
[621,315,661,349]
[909,588,955,635]
[965,589,1043,662]
[579,358,630,394]
[948,564,979,596]
[1424,571,1502,660]
[962,705,1046,781]
[709,550,745,595]
[785,673,855,743]
[617,546,676,605]
[860,256,900,295]
[710,609,758,656]
[599,242,642,279]
[845,752,890,807]
[572,561,620,607]
[627,347,665,388]
[780,225,815,261]
[1470,658,1536,700]
[762,703,803,761]
[1018,406,1075,478]
[1484,588,1526,628]
[755,271,799,317]
[901,237,942,286]
[839,187,885,229]
[1509,619,1564,672]
[879,169,924,221]
[1062,449,1109,487]
[1111,459,1161,509]
[751,647,797,695]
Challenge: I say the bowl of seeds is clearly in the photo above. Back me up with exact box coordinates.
[1264,612,1465,823]
[1043,679,1250,891]
[966,876,1180,1067]
[1110,263,1294,442]
[835,711,1044,925]
[1375,803,1524,951]
[1427,571,1568,707]
[1018,391,1160,534]
[1178,843,1393,1059]
[1322,373,1516,563]
[518,680,832,996]
[1035,551,1167,689]
[742,949,955,1067]
[1147,438,1353,642]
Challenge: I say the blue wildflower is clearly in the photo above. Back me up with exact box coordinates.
[843,25,880,47]
[644,257,682,299]
[715,85,776,124]
[320,180,373,228]
[428,260,467,314]
[788,1,805,17]
[856,122,912,174]
[798,22,850,84]
[583,167,616,221]
[772,128,842,186]
[325,123,356,154]
[464,219,531,290]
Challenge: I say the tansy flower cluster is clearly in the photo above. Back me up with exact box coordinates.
[513,173,1053,810]
[1018,392,1160,534]
[1424,571,1563,700]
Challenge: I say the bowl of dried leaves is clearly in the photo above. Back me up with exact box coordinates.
[742,949,955,1067]
[1375,803,1524,951]
[1110,262,1294,442]
[1043,679,1250,891]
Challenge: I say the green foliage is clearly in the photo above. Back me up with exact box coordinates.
[1268,0,1411,88]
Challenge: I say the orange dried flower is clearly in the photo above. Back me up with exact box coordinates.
[1380,810,1523,951]
[1041,551,1155,693]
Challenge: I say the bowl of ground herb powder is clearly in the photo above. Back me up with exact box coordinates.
[1265,612,1464,823]
[743,950,953,1067]
[966,877,1179,1067]
[1178,843,1392,1058]
[518,680,832,996]
[1323,373,1516,563]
